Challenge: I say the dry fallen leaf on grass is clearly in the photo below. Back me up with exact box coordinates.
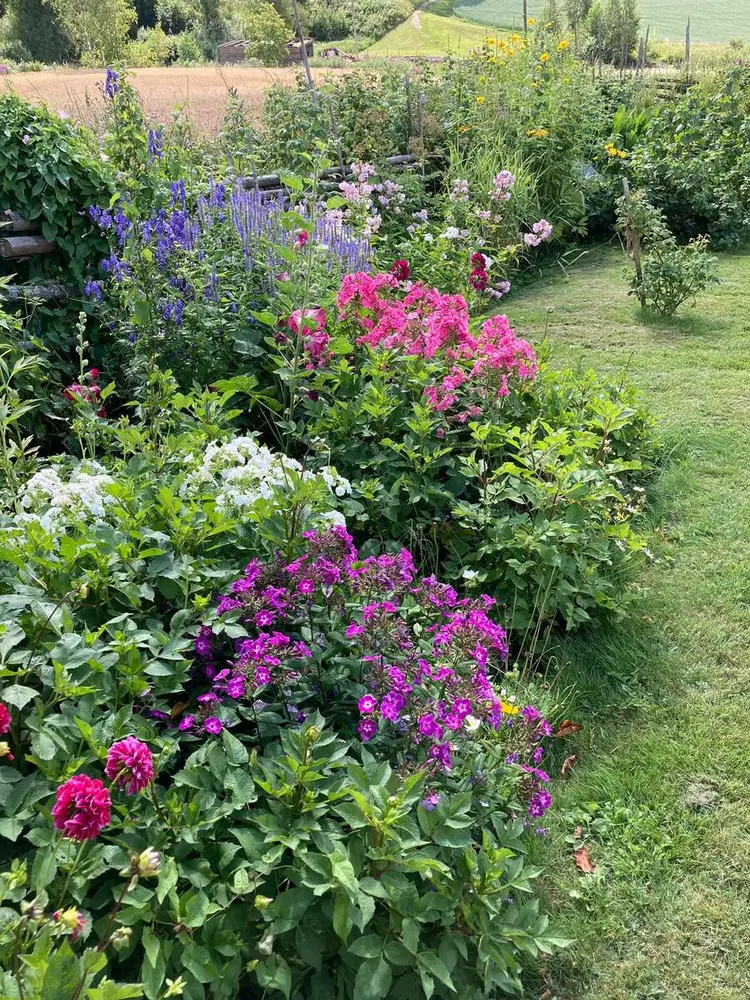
[561,754,577,777]
[554,720,584,738]
[573,846,597,873]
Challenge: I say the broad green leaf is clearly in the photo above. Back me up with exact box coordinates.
[348,934,382,959]
[41,940,80,1000]
[417,953,455,991]
[184,889,210,927]
[255,955,291,999]
[156,855,178,904]
[353,956,392,1000]
[222,729,249,766]
[1,684,37,709]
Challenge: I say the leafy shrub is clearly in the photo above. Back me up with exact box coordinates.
[124,24,176,67]
[630,63,750,247]
[617,189,720,316]
[632,236,719,317]
[0,94,112,283]
[235,0,288,66]
[255,270,656,632]
[0,380,565,998]
[173,30,204,64]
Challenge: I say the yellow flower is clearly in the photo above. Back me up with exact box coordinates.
[545,21,552,28]
[511,32,520,42]
[540,51,550,62]
[501,701,520,716]
[527,17,536,24]
[475,95,485,104]
[488,56,496,63]
[479,75,487,83]
[528,127,549,138]
[507,48,515,57]
[557,39,570,50]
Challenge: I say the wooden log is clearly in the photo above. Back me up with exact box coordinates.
[0,210,39,233]
[0,235,56,259]
[1,283,70,302]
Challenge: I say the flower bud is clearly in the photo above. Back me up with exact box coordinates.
[253,895,272,911]
[0,742,14,761]
[305,726,322,744]
[78,583,89,599]
[121,847,161,880]
[464,715,481,733]
[111,926,132,952]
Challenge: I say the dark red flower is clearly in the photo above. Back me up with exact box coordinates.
[0,703,10,734]
[294,230,310,249]
[390,259,411,281]
[469,268,488,291]
[470,252,487,268]
[87,368,100,380]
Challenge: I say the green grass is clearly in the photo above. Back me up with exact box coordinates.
[454,0,750,42]
[505,247,750,998]
[365,9,492,56]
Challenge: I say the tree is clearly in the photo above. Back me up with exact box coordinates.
[7,0,74,61]
[603,0,639,66]
[43,0,137,63]
[564,0,592,43]
[235,0,287,63]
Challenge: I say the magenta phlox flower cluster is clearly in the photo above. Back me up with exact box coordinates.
[187,526,553,821]
[336,271,538,417]
[523,219,554,248]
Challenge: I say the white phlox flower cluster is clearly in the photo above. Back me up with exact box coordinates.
[182,436,351,518]
[17,464,115,532]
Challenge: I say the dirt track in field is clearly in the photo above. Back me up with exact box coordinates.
[1,65,348,135]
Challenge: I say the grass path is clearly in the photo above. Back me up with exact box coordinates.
[507,247,750,998]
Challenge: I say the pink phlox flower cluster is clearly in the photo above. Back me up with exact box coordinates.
[337,272,537,412]
[490,170,515,201]
[523,219,553,248]
[449,178,470,202]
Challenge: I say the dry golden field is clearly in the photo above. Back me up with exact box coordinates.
[1,65,348,134]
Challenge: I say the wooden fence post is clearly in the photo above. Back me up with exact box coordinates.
[523,0,528,34]
[685,18,691,81]
[290,0,317,104]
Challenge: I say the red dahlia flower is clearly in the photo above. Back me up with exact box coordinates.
[52,775,111,841]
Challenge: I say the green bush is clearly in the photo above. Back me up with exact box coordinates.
[124,25,175,67]
[630,63,750,247]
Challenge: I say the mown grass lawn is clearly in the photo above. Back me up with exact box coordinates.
[507,247,750,999]
[366,10,492,56]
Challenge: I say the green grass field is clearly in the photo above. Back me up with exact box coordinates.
[454,0,750,42]
[366,10,492,56]
[506,247,750,998]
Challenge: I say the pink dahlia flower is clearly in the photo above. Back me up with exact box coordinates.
[0,702,10,734]
[52,775,111,841]
[105,737,154,794]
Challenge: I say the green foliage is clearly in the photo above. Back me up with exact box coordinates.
[235,0,288,66]
[601,0,639,66]
[0,94,112,282]
[5,0,72,62]
[42,0,137,65]
[630,63,750,247]
[124,24,175,66]
[634,236,720,317]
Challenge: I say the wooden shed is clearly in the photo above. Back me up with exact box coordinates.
[217,40,250,64]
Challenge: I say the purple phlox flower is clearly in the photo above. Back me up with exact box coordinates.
[429,742,452,770]
[421,792,441,811]
[358,719,377,742]
[204,716,222,735]
[380,691,405,722]
[178,715,195,731]
[358,694,378,714]
[528,789,552,818]
[297,578,315,595]
[417,713,443,740]
[197,692,218,705]
[346,622,365,638]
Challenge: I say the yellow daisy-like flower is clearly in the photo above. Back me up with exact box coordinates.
[501,701,520,716]
[557,39,570,50]
[528,127,549,138]
[511,32,520,42]
[475,95,485,103]
[539,51,550,62]
[527,17,536,24]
